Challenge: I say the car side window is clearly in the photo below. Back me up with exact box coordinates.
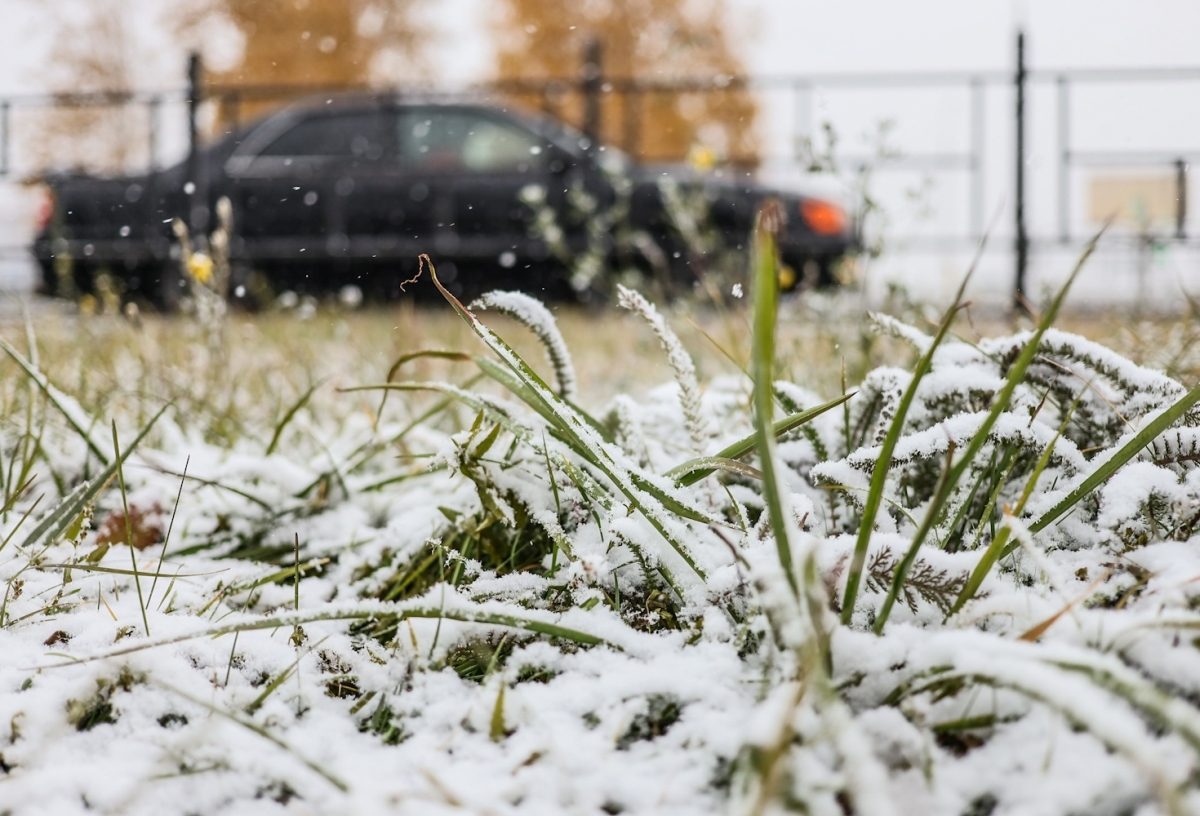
[397,111,544,173]
[260,113,390,161]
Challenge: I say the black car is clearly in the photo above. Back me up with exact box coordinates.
[32,97,854,306]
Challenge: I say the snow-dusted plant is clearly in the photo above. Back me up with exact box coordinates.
[169,196,234,348]
[8,232,1200,815]
[519,159,724,300]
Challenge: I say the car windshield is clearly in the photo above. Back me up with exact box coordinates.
[396,110,544,172]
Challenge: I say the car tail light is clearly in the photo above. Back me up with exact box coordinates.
[800,199,846,235]
[33,186,55,233]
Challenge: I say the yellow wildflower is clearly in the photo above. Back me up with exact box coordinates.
[187,252,214,284]
[687,144,717,173]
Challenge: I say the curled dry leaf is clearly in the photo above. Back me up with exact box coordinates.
[93,502,164,551]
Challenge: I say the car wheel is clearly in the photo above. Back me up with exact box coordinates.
[156,262,188,313]
[228,261,266,311]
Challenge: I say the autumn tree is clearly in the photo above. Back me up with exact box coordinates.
[493,0,759,165]
[27,0,143,173]
[174,0,430,130]
[26,0,430,171]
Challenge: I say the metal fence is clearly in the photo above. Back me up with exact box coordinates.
[2,32,1199,303]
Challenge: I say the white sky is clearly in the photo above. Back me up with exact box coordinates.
[747,0,1200,73]
[5,1,1200,91]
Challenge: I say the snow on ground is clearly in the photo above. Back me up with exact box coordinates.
[1,294,1200,815]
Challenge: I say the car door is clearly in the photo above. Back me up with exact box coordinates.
[331,106,427,263]
[225,108,391,263]
[394,107,553,267]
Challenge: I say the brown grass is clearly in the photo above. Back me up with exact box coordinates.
[1,297,1195,446]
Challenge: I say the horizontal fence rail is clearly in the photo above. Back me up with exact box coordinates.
[1,35,1199,300]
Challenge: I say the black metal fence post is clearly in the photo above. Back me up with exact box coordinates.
[1014,31,1029,312]
[187,53,201,182]
[186,52,204,231]
[581,38,603,149]
[147,95,160,172]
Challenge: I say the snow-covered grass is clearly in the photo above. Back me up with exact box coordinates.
[4,241,1200,815]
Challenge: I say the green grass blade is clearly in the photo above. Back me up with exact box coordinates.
[112,421,151,637]
[0,336,109,464]
[0,494,43,557]
[423,254,711,581]
[942,234,1114,616]
[665,456,764,483]
[244,666,294,716]
[0,475,34,517]
[490,683,508,741]
[872,231,1100,624]
[245,634,322,715]
[471,355,568,433]
[265,377,328,456]
[626,473,714,523]
[673,392,853,486]
[749,202,797,598]
[965,445,1019,552]
[345,382,532,438]
[819,483,931,538]
[346,380,622,526]
[307,373,484,497]
[219,558,330,596]
[40,563,219,579]
[687,318,749,377]
[376,349,472,419]
[873,442,956,633]
[949,379,1200,617]
[19,480,94,554]
[840,263,976,624]
[144,466,274,512]
[55,602,613,666]
[1027,381,1200,536]
[473,354,613,444]
[939,463,989,553]
[20,405,168,554]
[148,456,188,605]
[888,666,1187,813]
[943,234,1100,498]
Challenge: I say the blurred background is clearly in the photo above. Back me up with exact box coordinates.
[2,0,1200,311]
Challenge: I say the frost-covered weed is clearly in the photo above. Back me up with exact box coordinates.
[4,270,1200,816]
[519,159,747,301]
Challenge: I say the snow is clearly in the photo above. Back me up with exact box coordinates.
[869,311,935,353]
[2,308,1200,815]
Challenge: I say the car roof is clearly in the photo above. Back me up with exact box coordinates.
[250,94,589,155]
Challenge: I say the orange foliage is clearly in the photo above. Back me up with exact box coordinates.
[175,0,427,131]
[30,0,143,174]
[493,0,759,165]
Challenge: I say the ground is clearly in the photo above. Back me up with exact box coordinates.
[1,288,1200,815]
